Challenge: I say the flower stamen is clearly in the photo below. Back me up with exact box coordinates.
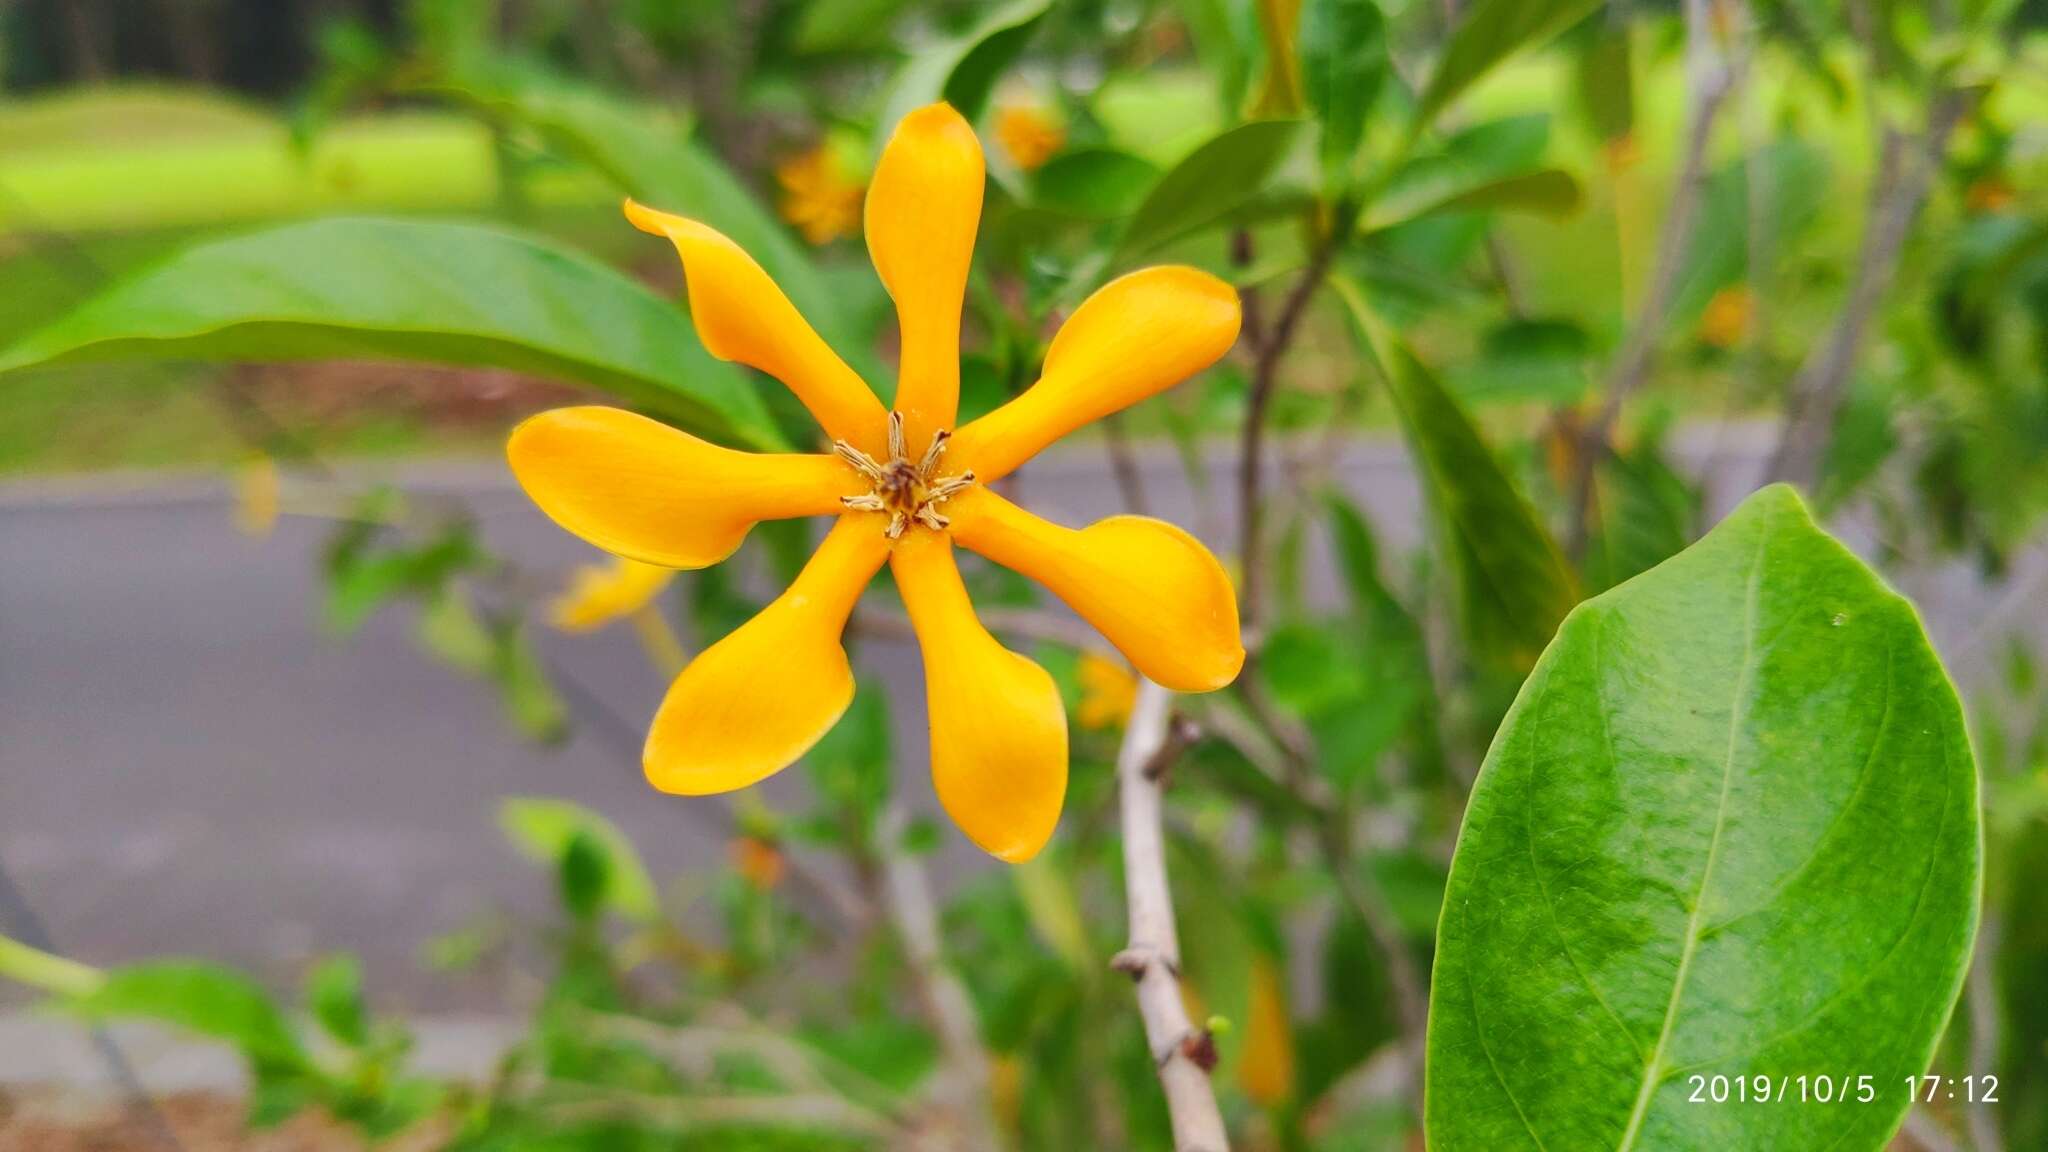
[835,412,976,539]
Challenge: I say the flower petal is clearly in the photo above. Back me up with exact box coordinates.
[950,266,1241,482]
[866,104,983,441]
[625,199,886,445]
[509,406,852,569]
[947,488,1244,693]
[550,556,676,633]
[644,515,888,794]
[892,531,1067,862]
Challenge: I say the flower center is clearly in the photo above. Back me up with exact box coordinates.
[835,411,976,539]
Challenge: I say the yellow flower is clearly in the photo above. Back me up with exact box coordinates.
[994,102,1065,172]
[1236,954,1296,1107]
[1076,652,1138,730]
[728,835,786,890]
[775,143,864,245]
[549,555,676,633]
[509,103,1244,862]
[1698,285,1754,350]
[234,455,280,538]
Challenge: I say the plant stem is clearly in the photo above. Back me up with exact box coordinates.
[1239,238,1341,634]
[1113,681,1228,1152]
[0,932,104,997]
[1568,0,1742,559]
[629,604,687,679]
[1765,87,1970,489]
[878,806,1002,1150]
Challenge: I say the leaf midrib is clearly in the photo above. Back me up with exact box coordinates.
[1613,528,1769,1151]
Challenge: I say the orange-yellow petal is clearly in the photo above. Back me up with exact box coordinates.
[549,555,676,633]
[950,266,1241,482]
[866,103,984,441]
[625,199,886,445]
[947,488,1243,693]
[644,515,888,794]
[509,406,852,570]
[892,531,1067,862]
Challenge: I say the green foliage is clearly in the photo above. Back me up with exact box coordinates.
[1429,486,1980,1150]
[500,797,663,924]
[1300,0,1389,188]
[1117,119,1306,258]
[1341,284,1578,671]
[876,0,1054,141]
[1414,0,1604,129]
[0,218,784,450]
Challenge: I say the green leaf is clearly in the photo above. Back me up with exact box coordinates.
[1582,423,1700,594]
[73,962,307,1068]
[499,796,662,923]
[1118,119,1305,257]
[305,954,369,1047]
[439,78,860,359]
[414,586,494,675]
[0,218,783,449]
[877,0,1053,143]
[1574,20,1635,143]
[1365,116,1579,231]
[1300,0,1389,184]
[1427,485,1981,1151]
[792,0,914,52]
[1028,148,1160,220]
[1447,318,1592,406]
[1337,279,1577,670]
[1414,0,1603,128]
[558,830,610,923]
[489,620,568,744]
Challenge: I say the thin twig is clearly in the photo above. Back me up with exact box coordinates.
[878,806,1002,1151]
[1112,681,1228,1152]
[1103,411,1151,516]
[1568,0,1743,558]
[1239,238,1341,633]
[1765,87,1971,489]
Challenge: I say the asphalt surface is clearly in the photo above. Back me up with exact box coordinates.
[1,427,2032,1023]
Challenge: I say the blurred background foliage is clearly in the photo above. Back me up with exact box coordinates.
[1,0,2045,1149]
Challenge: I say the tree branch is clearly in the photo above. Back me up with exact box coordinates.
[1764,87,1971,489]
[878,806,1002,1151]
[1112,681,1229,1152]
[1239,239,1341,633]
[1568,0,1743,558]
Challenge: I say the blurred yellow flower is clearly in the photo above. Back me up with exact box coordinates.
[234,456,280,538]
[995,102,1065,172]
[728,835,785,890]
[549,555,676,633]
[776,144,864,245]
[1698,285,1754,350]
[1236,955,1296,1107]
[509,103,1244,862]
[1077,652,1138,730]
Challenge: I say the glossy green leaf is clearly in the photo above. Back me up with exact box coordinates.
[877,0,1053,142]
[1414,0,1603,128]
[1366,116,1578,231]
[1339,279,1577,670]
[439,78,859,356]
[1428,485,1981,1151]
[1301,0,1389,183]
[0,218,784,449]
[1118,119,1305,257]
[1028,148,1159,219]
[500,796,661,923]
[72,962,308,1068]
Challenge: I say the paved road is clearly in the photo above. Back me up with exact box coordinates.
[0,429,2030,1019]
